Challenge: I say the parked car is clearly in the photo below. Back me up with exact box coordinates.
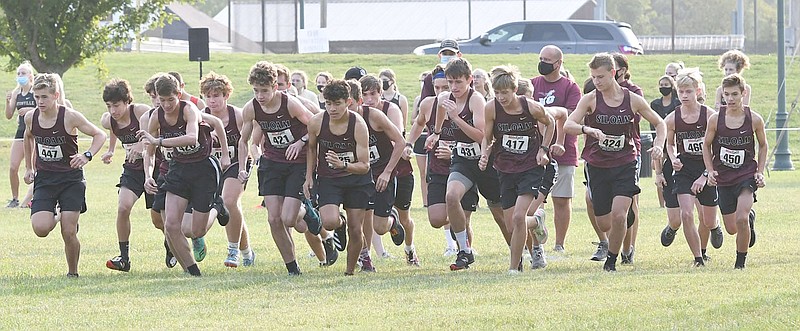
[413,20,643,55]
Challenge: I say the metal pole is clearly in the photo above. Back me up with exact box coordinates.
[321,0,327,28]
[737,0,745,35]
[261,0,266,54]
[523,0,526,20]
[754,0,758,51]
[774,0,794,170]
[299,0,305,29]
[295,0,299,53]
[227,0,231,43]
[671,0,675,53]
[468,0,472,38]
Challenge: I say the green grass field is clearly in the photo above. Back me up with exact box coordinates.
[1,53,800,329]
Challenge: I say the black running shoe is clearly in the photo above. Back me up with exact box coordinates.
[388,208,405,246]
[710,226,724,249]
[213,196,229,226]
[106,256,130,272]
[323,237,339,266]
[66,273,79,278]
[303,198,322,235]
[449,250,474,271]
[165,241,177,268]
[333,212,347,252]
[661,226,677,247]
[603,259,616,272]
[748,209,756,248]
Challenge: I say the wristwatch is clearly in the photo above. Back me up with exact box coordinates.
[702,170,709,177]
[540,145,550,152]
[83,151,93,161]
[301,136,309,144]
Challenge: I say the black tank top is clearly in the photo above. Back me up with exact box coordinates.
[426,98,454,175]
[581,89,637,168]
[15,90,36,126]
[254,94,307,164]
[492,96,541,173]
[204,105,240,162]
[363,106,394,177]
[110,105,144,171]
[674,105,708,162]
[712,106,757,186]
[158,101,212,164]
[32,106,78,172]
[450,90,481,161]
[317,111,358,179]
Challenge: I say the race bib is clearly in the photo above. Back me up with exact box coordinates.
[213,146,235,160]
[455,142,481,159]
[502,134,530,154]
[368,145,380,164]
[175,142,201,155]
[161,147,174,161]
[682,137,703,155]
[336,151,355,163]
[122,142,142,160]
[267,129,295,148]
[38,144,63,162]
[720,146,745,168]
[599,134,625,152]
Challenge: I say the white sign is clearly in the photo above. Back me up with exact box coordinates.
[297,28,329,54]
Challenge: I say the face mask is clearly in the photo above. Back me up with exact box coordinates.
[615,69,624,81]
[659,87,672,96]
[292,81,302,89]
[16,76,28,85]
[316,85,325,93]
[382,80,391,91]
[538,61,556,75]
[440,55,454,65]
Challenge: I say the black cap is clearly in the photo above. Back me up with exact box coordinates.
[344,66,367,81]
[439,39,459,53]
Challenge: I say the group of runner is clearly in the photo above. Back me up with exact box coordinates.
[5,40,767,277]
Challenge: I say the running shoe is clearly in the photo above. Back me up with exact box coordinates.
[749,209,756,248]
[603,259,616,272]
[66,273,79,278]
[106,256,130,272]
[224,248,240,268]
[388,208,406,246]
[443,247,458,257]
[6,198,19,208]
[530,249,547,269]
[213,196,229,226]
[165,242,177,268]
[710,226,724,249]
[192,237,207,262]
[553,244,566,253]
[531,208,548,244]
[242,250,256,267]
[322,237,339,266]
[590,241,608,261]
[359,251,376,272]
[333,213,348,252]
[303,198,322,235]
[449,250,475,271]
[406,249,420,267]
[661,226,677,247]
[621,246,635,265]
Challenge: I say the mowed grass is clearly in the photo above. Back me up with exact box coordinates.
[0,52,799,329]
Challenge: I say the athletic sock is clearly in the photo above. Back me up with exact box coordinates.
[119,241,130,260]
[404,244,414,253]
[286,260,300,274]
[241,247,252,259]
[701,248,707,256]
[443,226,457,249]
[533,245,542,252]
[228,242,239,250]
[455,230,470,253]
[187,264,202,276]
[735,251,747,268]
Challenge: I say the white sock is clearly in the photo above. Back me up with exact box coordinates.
[444,226,457,249]
[241,247,251,258]
[455,230,470,253]
[404,244,414,253]
[228,242,239,251]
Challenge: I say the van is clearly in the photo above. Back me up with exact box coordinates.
[413,20,643,55]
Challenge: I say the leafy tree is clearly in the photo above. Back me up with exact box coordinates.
[0,0,180,76]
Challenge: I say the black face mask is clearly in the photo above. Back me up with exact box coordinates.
[615,69,624,81]
[382,80,391,91]
[538,61,556,75]
[659,87,673,96]
[316,85,325,93]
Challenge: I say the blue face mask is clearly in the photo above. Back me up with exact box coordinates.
[16,76,29,86]
[440,55,454,65]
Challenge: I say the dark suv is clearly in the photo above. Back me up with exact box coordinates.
[413,20,643,55]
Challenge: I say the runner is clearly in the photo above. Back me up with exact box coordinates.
[5,61,36,208]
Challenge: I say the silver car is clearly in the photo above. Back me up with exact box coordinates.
[414,20,643,55]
